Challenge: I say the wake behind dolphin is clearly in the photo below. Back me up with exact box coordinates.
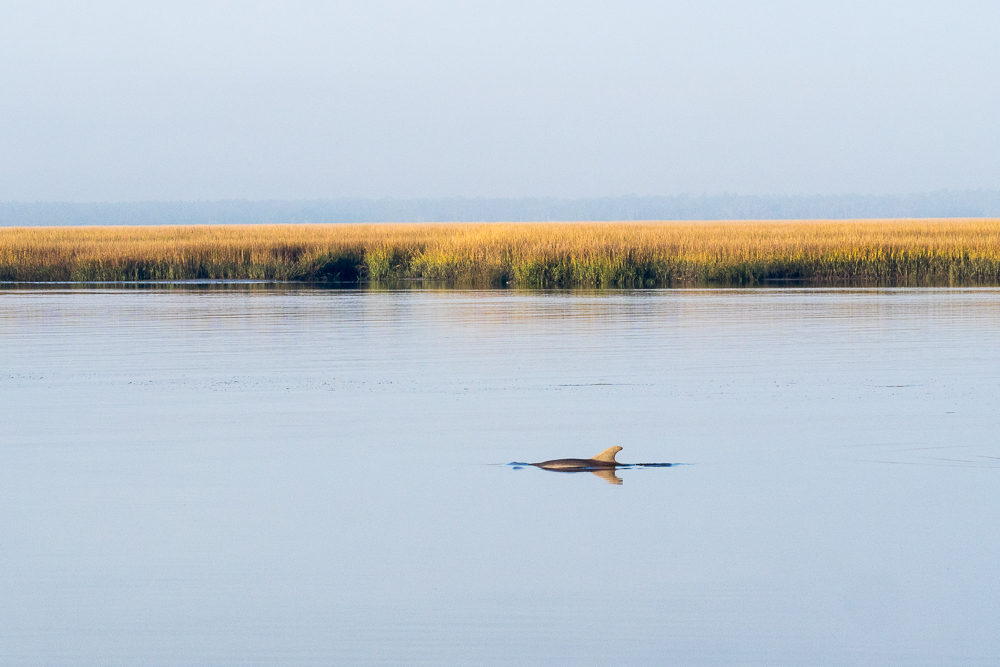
[508,446,675,485]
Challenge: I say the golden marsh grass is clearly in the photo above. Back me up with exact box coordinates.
[2,219,1000,286]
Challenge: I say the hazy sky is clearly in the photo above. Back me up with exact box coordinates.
[1,1,998,201]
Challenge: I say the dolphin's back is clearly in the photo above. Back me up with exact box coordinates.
[532,446,623,470]
[533,457,604,470]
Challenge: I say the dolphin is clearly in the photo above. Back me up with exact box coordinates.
[523,446,674,485]
[532,446,624,471]
[530,446,625,485]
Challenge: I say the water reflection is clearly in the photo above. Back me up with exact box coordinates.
[509,464,625,485]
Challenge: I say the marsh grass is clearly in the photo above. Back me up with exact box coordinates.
[3,219,1000,286]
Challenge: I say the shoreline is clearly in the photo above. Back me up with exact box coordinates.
[3,219,1000,287]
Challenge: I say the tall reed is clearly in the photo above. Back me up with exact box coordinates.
[2,219,1000,286]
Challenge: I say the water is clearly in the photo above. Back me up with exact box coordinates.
[2,286,999,666]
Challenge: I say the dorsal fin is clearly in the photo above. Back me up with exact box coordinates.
[590,446,622,463]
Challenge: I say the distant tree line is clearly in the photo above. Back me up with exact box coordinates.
[3,191,1000,226]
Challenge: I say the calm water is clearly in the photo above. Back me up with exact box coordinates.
[1,286,999,666]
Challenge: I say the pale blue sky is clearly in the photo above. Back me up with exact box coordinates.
[1,0,997,201]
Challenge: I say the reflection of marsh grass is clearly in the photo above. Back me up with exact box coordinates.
[3,219,1000,286]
